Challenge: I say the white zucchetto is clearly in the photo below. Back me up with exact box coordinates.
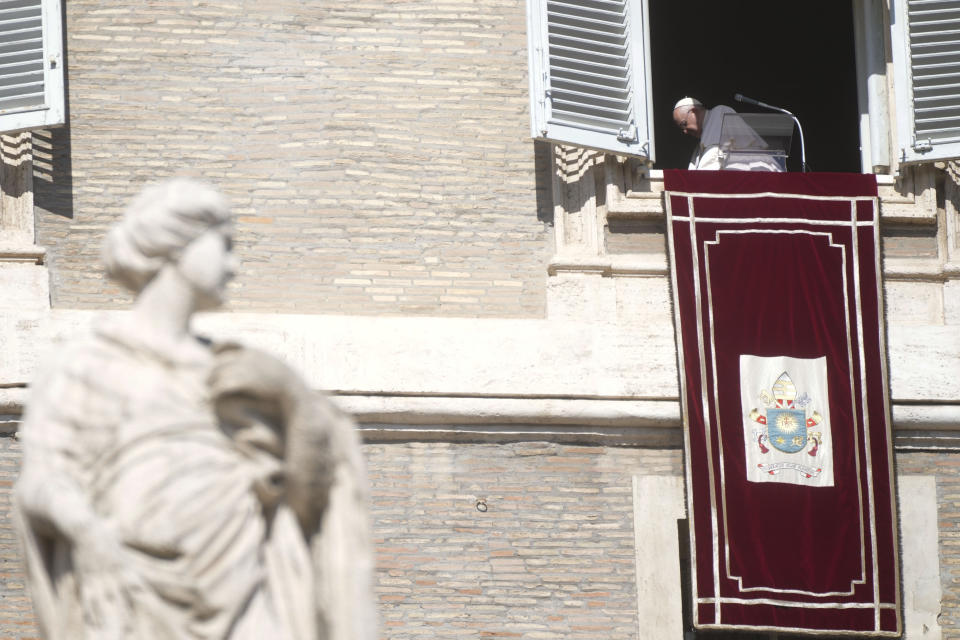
[673,97,703,110]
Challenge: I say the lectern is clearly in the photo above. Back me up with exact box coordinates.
[717,113,795,172]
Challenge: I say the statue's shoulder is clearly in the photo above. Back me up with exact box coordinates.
[21,333,123,439]
[27,328,147,414]
[33,332,113,382]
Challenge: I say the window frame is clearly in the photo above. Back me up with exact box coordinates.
[0,0,65,135]
[528,0,960,173]
[526,0,655,161]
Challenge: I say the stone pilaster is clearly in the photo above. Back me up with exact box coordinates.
[0,132,49,398]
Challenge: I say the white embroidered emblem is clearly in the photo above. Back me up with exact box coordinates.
[739,355,834,487]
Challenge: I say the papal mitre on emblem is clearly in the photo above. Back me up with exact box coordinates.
[772,372,797,407]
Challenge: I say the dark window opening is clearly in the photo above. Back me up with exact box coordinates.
[649,0,861,173]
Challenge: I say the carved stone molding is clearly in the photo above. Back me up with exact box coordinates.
[550,145,606,258]
[0,132,35,249]
[548,151,956,283]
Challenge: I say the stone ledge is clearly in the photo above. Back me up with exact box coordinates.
[0,244,45,264]
[547,253,668,276]
[360,400,960,448]
[358,424,677,446]
[547,252,954,282]
[606,169,938,225]
[3,385,957,446]
[339,395,680,427]
[0,387,25,413]
[883,258,956,281]
[4,310,957,426]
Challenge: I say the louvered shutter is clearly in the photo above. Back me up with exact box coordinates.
[891,0,960,163]
[0,0,63,134]
[526,0,654,160]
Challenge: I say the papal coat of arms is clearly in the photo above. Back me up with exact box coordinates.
[750,371,823,478]
[740,356,834,487]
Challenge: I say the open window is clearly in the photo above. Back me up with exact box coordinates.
[0,0,64,135]
[648,1,862,173]
[527,0,960,173]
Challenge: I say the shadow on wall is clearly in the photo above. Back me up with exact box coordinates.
[32,0,72,220]
[32,124,73,220]
[534,140,554,225]
[0,133,33,206]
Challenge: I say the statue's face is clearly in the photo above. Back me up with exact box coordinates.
[177,226,238,308]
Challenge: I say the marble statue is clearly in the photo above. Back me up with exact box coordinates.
[15,179,376,640]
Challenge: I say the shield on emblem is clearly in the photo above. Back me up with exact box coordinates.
[766,408,807,453]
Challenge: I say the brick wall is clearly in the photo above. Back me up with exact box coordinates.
[0,436,678,639]
[0,430,36,640]
[6,439,959,639]
[33,0,551,317]
[365,442,681,639]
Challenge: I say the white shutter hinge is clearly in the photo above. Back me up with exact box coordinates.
[912,138,933,154]
[541,88,551,136]
[617,122,637,143]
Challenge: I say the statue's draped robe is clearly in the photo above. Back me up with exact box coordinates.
[16,326,361,639]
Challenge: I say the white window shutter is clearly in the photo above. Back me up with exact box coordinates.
[526,0,654,161]
[0,0,64,135]
[891,0,960,163]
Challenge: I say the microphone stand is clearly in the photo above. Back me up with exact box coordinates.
[734,94,807,172]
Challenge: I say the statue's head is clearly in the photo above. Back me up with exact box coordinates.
[103,178,235,304]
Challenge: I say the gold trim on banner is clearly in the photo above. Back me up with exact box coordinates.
[686,195,724,624]
[695,627,900,638]
[849,200,881,631]
[702,229,868,597]
[671,215,876,227]
[870,196,903,633]
[665,193,704,627]
[664,190,878,203]
[698,596,899,609]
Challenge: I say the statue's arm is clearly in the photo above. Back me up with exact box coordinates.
[284,389,343,534]
[16,393,114,552]
[209,344,338,534]
[17,451,103,543]
[16,366,120,559]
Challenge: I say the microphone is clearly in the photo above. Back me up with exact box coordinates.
[734,93,793,116]
[733,93,807,172]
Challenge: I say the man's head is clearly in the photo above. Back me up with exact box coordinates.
[673,97,705,139]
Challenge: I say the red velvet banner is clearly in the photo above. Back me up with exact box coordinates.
[665,170,900,635]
